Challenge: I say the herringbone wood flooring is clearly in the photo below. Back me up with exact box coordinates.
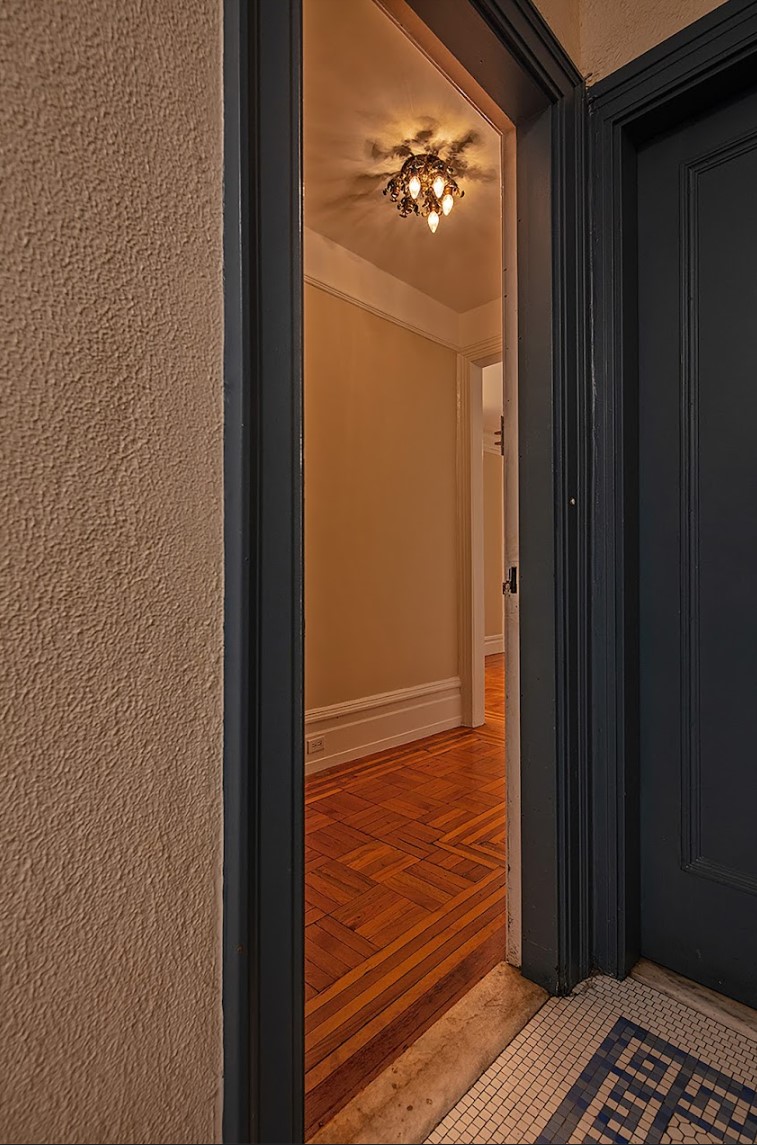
[305,655,506,1138]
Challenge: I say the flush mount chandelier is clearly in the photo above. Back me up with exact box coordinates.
[383,152,464,233]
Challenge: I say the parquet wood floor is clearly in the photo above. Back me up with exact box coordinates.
[304,655,506,1139]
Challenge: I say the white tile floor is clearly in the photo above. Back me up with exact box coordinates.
[426,975,757,1144]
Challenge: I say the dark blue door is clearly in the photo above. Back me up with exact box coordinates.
[638,85,757,1008]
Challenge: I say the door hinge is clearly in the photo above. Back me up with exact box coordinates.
[495,414,505,456]
[503,566,518,595]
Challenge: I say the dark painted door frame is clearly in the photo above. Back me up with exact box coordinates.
[223,1,589,1141]
[589,0,757,981]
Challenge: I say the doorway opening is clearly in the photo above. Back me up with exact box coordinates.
[302,0,516,1134]
[221,0,587,1136]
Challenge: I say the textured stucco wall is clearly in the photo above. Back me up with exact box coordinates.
[532,0,581,68]
[532,0,729,82]
[1,3,224,1143]
[580,0,728,83]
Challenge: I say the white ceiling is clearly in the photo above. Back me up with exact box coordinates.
[303,0,503,314]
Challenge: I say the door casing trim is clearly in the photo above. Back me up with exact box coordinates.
[223,1,589,1140]
[588,0,757,980]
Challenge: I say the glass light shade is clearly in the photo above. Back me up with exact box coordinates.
[383,153,462,230]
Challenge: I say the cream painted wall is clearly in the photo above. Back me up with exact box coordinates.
[2,3,223,1143]
[305,284,458,709]
[532,0,728,82]
[484,453,505,641]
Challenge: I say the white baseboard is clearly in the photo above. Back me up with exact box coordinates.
[305,677,462,775]
[485,634,504,655]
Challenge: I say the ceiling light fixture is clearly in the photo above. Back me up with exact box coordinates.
[383,152,464,234]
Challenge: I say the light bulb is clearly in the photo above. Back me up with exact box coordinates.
[408,175,421,200]
[442,193,454,216]
[427,211,439,234]
[432,175,445,199]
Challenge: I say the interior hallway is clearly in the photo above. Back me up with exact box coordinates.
[305,654,506,1137]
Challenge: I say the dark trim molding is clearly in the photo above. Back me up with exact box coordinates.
[222,2,251,1140]
[475,0,582,97]
[513,90,591,995]
[588,0,757,979]
[590,0,757,117]
[554,84,591,992]
[248,2,305,1141]
[223,1,304,1142]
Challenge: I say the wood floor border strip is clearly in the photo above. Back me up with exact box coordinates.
[305,914,505,1094]
[306,870,504,1031]
[305,864,501,1018]
[306,930,505,1134]
[305,893,506,1072]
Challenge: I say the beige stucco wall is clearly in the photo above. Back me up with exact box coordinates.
[305,284,458,710]
[483,453,505,641]
[580,0,727,83]
[532,0,581,67]
[2,2,224,1143]
[533,0,728,82]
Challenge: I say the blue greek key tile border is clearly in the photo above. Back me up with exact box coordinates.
[536,1017,757,1144]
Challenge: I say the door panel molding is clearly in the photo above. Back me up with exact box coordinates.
[682,855,757,898]
[679,145,701,890]
[589,0,757,979]
[680,130,757,901]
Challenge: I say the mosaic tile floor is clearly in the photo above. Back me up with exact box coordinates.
[426,974,757,1144]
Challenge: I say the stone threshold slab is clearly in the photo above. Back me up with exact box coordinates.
[310,961,547,1145]
[631,958,757,1044]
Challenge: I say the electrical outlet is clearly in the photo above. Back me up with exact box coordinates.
[306,735,325,755]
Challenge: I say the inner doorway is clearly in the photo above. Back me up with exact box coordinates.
[303,0,510,1133]
[222,0,587,1136]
